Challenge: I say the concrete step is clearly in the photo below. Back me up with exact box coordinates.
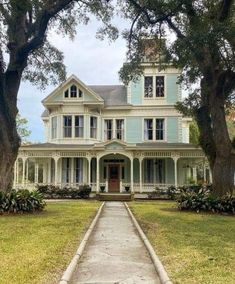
[96,193,134,201]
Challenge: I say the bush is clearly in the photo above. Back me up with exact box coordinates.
[148,186,180,200]
[0,189,46,214]
[177,188,235,214]
[37,184,91,199]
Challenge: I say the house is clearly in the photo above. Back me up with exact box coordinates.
[14,58,211,193]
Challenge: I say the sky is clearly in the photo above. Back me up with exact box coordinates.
[18,15,130,142]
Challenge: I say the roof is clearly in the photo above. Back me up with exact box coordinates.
[41,109,49,118]
[88,85,128,106]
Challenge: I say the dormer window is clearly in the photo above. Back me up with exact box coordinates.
[70,85,77,98]
[64,85,83,98]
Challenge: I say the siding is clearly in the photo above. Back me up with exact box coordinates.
[167,117,179,142]
[130,77,143,105]
[166,74,179,104]
[126,117,142,143]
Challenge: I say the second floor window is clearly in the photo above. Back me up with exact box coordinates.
[90,116,97,139]
[116,119,124,140]
[51,116,57,139]
[144,119,153,140]
[104,120,113,140]
[75,116,84,138]
[63,116,72,138]
[144,118,165,141]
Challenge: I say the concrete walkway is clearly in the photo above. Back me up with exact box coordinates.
[71,202,160,284]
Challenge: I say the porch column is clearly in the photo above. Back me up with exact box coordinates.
[130,157,134,193]
[87,157,91,186]
[54,157,60,186]
[26,160,29,186]
[71,158,74,186]
[48,159,51,184]
[13,160,17,188]
[16,159,19,185]
[193,166,197,183]
[43,162,47,184]
[139,157,143,193]
[96,157,100,193]
[34,162,39,184]
[22,158,26,187]
[173,156,179,187]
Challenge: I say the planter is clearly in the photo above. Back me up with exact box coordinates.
[100,186,105,192]
[125,186,130,192]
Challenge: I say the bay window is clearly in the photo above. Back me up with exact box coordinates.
[51,116,57,139]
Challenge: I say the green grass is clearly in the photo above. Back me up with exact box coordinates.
[0,200,100,284]
[130,201,235,284]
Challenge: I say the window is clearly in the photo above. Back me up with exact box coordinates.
[144,159,154,183]
[64,85,83,98]
[156,76,164,97]
[62,158,70,183]
[144,119,153,140]
[90,116,97,139]
[64,89,69,98]
[144,76,153,97]
[70,85,77,98]
[104,120,113,140]
[63,116,72,137]
[74,158,83,183]
[155,159,165,183]
[51,116,57,139]
[79,89,83,98]
[156,119,164,140]
[75,116,84,138]
[116,119,124,140]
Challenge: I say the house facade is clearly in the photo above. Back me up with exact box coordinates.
[14,63,211,193]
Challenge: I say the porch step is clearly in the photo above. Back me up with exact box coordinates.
[96,193,134,201]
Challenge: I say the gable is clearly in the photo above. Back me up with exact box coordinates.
[42,75,104,106]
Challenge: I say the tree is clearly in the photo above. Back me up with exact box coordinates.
[16,114,31,142]
[120,0,235,197]
[189,120,200,145]
[0,0,117,192]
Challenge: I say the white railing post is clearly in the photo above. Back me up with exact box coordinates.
[139,157,143,193]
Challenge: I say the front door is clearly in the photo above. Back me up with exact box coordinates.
[108,164,120,192]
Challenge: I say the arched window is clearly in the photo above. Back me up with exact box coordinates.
[70,85,77,98]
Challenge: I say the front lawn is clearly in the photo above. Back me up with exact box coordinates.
[0,201,100,284]
[130,201,235,284]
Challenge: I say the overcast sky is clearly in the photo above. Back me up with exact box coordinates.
[18,15,130,142]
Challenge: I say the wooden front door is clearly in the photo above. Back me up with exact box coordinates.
[108,164,120,192]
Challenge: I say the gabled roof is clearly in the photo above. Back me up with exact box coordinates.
[42,75,104,105]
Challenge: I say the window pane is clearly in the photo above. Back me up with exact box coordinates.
[104,120,112,140]
[51,117,57,139]
[144,119,153,140]
[90,116,97,139]
[70,85,77,98]
[62,158,70,184]
[74,158,83,183]
[156,119,164,140]
[156,76,164,97]
[144,76,153,97]
[79,89,83,98]
[144,159,154,183]
[75,116,84,138]
[63,116,72,137]
[116,119,124,140]
[155,159,165,183]
[64,89,69,98]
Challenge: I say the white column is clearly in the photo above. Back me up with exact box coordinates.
[22,158,26,187]
[26,160,29,186]
[193,166,197,183]
[71,158,74,187]
[173,157,179,187]
[13,160,17,188]
[87,157,91,185]
[34,162,39,184]
[16,159,19,185]
[139,157,143,193]
[130,157,134,193]
[48,159,51,184]
[96,157,100,193]
[54,157,59,186]
[209,169,212,183]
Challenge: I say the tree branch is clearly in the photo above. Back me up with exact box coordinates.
[219,0,234,21]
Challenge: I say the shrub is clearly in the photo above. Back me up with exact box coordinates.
[0,189,46,214]
[37,184,91,199]
[177,188,235,214]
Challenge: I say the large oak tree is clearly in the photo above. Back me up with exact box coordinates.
[0,0,116,192]
[120,0,235,197]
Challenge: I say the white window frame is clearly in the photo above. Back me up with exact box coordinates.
[74,115,84,138]
[104,118,126,141]
[63,84,83,99]
[115,119,125,140]
[51,116,57,139]
[104,119,113,140]
[143,75,166,99]
[63,115,72,138]
[143,118,166,141]
[90,116,98,139]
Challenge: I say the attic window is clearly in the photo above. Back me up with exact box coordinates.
[70,85,77,98]
[79,89,83,98]
[64,89,69,98]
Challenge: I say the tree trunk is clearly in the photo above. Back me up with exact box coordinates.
[0,70,21,193]
[209,93,234,197]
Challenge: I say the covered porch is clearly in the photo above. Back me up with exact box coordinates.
[15,141,210,193]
